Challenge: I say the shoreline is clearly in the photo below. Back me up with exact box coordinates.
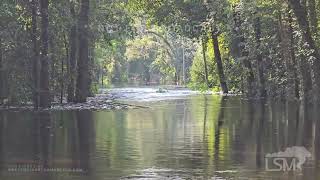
[0,88,240,112]
[0,94,143,112]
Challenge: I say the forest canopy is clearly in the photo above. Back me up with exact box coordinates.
[0,0,320,108]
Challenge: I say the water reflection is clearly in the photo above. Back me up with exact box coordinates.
[76,111,95,174]
[0,96,319,179]
[0,112,6,173]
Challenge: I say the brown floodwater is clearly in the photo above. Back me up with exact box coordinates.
[0,94,319,180]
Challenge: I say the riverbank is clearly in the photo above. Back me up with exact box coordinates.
[0,94,144,112]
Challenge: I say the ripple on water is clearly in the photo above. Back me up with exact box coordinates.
[120,167,234,180]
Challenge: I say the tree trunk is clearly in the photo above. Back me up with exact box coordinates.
[289,0,320,103]
[49,36,56,103]
[182,46,185,85]
[101,67,104,87]
[61,35,68,104]
[201,37,210,88]
[254,17,267,98]
[300,54,313,102]
[242,55,255,97]
[211,31,228,94]
[31,0,40,108]
[291,2,313,102]
[308,0,318,35]
[87,39,95,97]
[143,61,150,84]
[39,0,50,108]
[67,3,77,103]
[278,10,300,100]
[288,11,300,99]
[75,0,90,103]
[0,37,3,104]
[176,69,181,85]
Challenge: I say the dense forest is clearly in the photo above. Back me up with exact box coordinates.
[0,0,319,108]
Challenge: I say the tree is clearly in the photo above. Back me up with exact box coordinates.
[231,4,255,97]
[308,0,318,36]
[211,29,228,94]
[288,0,320,103]
[254,15,266,98]
[75,0,90,103]
[39,0,50,108]
[287,12,300,99]
[0,36,3,104]
[67,1,77,102]
[278,6,300,100]
[30,0,40,108]
[201,36,210,88]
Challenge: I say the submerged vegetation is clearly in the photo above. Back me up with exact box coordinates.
[0,0,320,108]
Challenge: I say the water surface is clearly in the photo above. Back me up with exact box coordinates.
[0,88,319,180]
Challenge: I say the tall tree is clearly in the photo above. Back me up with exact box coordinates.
[287,11,300,99]
[67,2,77,102]
[88,39,95,97]
[278,8,300,100]
[308,0,318,35]
[201,36,210,88]
[0,36,3,104]
[211,29,228,94]
[31,0,40,108]
[254,16,266,98]
[39,0,50,108]
[75,0,90,103]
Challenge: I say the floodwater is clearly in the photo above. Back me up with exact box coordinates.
[0,88,319,180]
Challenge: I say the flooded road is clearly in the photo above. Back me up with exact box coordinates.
[0,88,319,180]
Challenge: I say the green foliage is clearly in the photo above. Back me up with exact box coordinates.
[189,32,241,92]
[151,49,176,82]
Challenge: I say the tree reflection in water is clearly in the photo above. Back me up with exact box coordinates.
[0,97,319,179]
